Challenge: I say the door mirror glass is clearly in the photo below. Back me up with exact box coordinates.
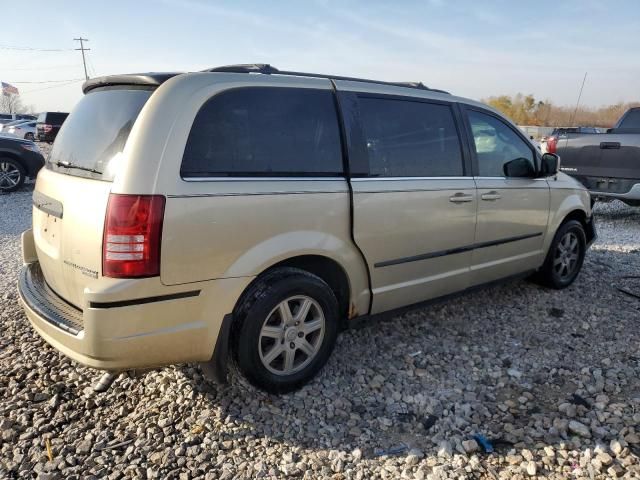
[503,157,536,178]
[541,153,560,176]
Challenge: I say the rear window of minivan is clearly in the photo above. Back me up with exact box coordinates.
[47,88,152,181]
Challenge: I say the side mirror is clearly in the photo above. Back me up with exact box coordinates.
[541,153,560,176]
[503,157,535,178]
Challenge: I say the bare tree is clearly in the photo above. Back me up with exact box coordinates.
[0,94,27,114]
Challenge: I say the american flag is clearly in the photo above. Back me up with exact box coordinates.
[1,82,19,96]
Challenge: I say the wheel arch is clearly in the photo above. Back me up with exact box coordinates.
[560,209,595,246]
[233,254,353,329]
[545,188,593,254]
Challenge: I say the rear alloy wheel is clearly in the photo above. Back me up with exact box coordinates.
[537,220,586,289]
[258,295,326,376]
[233,267,339,393]
[0,157,25,193]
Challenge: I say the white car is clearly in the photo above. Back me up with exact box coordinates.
[0,119,30,133]
[6,121,37,140]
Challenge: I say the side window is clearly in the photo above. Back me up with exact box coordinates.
[357,96,464,177]
[181,87,343,177]
[468,110,535,177]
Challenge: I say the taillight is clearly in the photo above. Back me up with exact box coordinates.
[547,136,558,154]
[43,124,52,132]
[102,194,165,278]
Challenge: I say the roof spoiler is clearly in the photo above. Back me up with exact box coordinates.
[82,73,182,94]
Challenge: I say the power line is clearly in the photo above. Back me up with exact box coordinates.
[4,64,83,71]
[73,37,90,80]
[10,79,85,84]
[21,79,85,94]
[0,44,73,52]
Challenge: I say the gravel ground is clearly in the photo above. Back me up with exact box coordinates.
[1,161,639,479]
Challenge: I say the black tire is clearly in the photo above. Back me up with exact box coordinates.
[232,267,339,394]
[0,157,26,193]
[24,132,34,141]
[536,220,586,289]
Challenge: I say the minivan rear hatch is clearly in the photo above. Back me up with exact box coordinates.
[33,87,153,308]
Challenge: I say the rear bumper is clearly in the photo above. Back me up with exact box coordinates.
[17,260,250,372]
[589,183,640,201]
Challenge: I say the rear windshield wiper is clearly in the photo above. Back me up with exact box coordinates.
[54,160,103,175]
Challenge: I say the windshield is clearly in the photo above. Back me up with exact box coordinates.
[47,88,152,181]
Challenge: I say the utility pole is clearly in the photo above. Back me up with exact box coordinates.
[73,37,90,80]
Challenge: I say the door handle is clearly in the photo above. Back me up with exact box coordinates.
[449,192,474,203]
[600,142,621,149]
[481,191,502,201]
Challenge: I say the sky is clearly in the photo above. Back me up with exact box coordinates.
[1,0,639,113]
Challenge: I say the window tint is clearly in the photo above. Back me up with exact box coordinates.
[181,87,343,177]
[620,110,640,129]
[468,110,535,177]
[358,97,463,177]
[37,112,68,124]
[49,113,68,124]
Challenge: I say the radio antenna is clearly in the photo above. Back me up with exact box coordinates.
[570,72,587,127]
[564,72,587,150]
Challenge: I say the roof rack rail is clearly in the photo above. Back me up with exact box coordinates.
[204,64,450,94]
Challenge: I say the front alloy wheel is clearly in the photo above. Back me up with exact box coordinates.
[536,219,586,289]
[553,231,580,281]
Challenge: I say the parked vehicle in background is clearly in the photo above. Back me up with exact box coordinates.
[556,108,640,206]
[0,136,44,192]
[6,121,36,140]
[0,113,37,125]
[0,119,31,133]
[542,126,601,154]
[18,65,595,393]
[36,112,69,143]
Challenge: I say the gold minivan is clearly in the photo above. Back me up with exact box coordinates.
[18,64,596,393]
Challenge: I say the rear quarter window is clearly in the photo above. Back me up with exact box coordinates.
[181,87,344,177]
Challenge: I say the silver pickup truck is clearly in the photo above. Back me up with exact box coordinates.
[555,107,640,206]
